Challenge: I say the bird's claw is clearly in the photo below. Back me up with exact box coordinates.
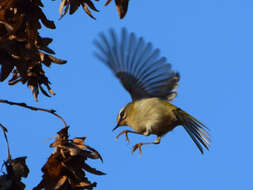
[116,130,130,143]
[132,143,143,155]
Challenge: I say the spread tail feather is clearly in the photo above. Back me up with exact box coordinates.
[173,108,210,154]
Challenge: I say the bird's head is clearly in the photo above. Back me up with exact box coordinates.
[113,103,132,131]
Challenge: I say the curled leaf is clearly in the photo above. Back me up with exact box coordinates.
[82,2,96,20]
[105,0,129,19]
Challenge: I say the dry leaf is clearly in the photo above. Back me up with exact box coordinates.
[105,0,129,19]
[0,156,30,190]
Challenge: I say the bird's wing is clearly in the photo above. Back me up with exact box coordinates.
[94,28,180,101]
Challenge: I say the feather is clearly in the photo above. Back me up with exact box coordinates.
[173,108,210,153]
[94,28,179,101]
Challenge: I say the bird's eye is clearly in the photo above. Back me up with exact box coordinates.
[120,111,125,119]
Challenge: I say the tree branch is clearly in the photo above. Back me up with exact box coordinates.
[0,99,68,128]
[0,123,11,160]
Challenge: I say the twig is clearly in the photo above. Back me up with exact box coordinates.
[0,99,68,128]
[0,123,11,160]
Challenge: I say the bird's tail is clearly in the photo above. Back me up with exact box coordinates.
[173,108,210,154]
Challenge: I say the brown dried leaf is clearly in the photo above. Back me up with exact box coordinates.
[82,163,106,175]
[47,55,67,64]
[69,0,81,15]
[115,0,129,19]
[29,83,39,102]
[38,8,56,29]
[8,70,19,85]
[47,86,56,96]
[72,137,86,147]
[42,55,51,67]
[85,145,103,162]
[105,0,129,19]
[0,53,15,81]
[54,175,67,189]
[71,180,97,189]
[9,157,30,178]
[59,0,67,17]
[39,46,55,54]
[59,0,71,20]
[82,2,96,19]
[39,37,53,46]
[85,0,99,12]
[39,85,51,97]
[57,126,69,139]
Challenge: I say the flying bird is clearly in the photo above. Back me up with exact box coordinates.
[94,28,210,154]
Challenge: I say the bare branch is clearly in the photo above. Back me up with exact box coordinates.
[0,123,11,160]
[0,99,68,128]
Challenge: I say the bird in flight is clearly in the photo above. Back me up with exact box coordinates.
[94,28,210,155]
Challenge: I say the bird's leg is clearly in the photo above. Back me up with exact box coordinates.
[132,136,161,155]
[116,130,142,143]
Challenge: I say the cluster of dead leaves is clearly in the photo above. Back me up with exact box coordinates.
[0,0,66,101]
[34,127,105,190]
[0,124,30,189]
[0,156,30,190]
[0,0,131,188]
[57,0,129,19]
[0,125,104,189]
[0,0,130,101]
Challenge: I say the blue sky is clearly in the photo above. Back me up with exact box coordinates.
[0,0,253,189]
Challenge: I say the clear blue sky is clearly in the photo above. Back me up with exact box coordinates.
[0,0,252,189]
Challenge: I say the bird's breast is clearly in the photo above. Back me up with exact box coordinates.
[127,98,179,135]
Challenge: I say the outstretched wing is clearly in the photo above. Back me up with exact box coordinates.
[94,28,180,101]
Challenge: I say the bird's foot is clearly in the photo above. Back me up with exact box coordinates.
[116,130,130,143]
[132,143,143,155]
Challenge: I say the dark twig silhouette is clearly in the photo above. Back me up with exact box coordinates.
[0,99,68,128]
[0,123,11,160]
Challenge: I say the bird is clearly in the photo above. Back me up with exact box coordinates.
[93,28,210,155]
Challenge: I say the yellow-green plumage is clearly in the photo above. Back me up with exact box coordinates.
[126,98,178,135]
[119,97,210,154]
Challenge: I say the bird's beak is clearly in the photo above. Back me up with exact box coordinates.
[112,123,120,131]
